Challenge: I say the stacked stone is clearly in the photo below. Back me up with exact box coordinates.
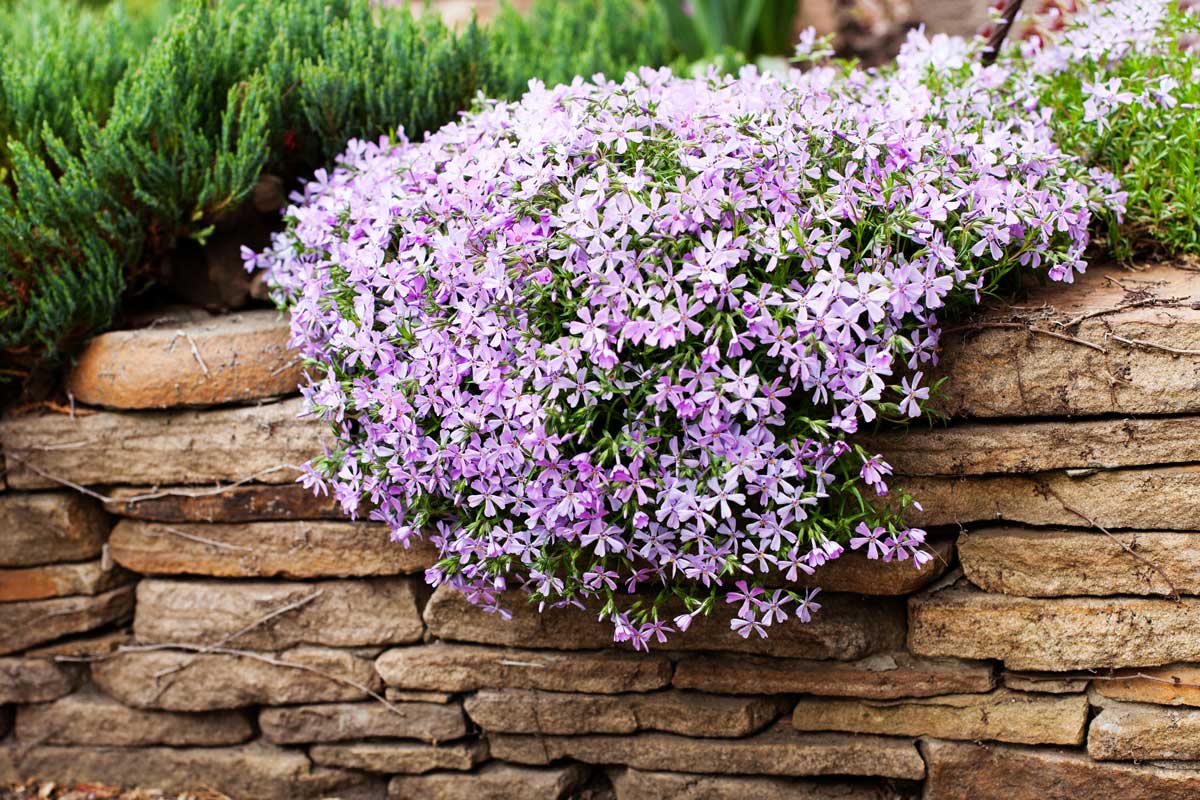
[0,263,1198,799]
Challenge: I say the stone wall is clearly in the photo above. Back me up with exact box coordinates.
[1,262,1198,799]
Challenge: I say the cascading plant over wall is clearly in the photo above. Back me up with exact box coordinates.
[256,0,1194,648]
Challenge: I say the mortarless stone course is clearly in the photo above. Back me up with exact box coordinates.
[1,587,134,655]
[0,493,109,567]
[103,483,344,523]
[1092,664,1200,706]
[260,701,469,744]
[388,763,588,800]
[1088,699,1200,761]
[309,740,488,774]
[0,658,81,704]
[609,767,891,800]
[0,560,132,602]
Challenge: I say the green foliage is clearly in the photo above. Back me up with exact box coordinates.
[655,0,800,65]
[0,0,675,380]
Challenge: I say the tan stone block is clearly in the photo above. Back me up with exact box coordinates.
[1089,699,1200,761]
[389,763,587,800]
[309,740,487,774]
[0,658,81,704]
[0,561,132,602]
[104,483,343,523]
[1,587,133,655]
[0,493,108,567]
[260,701,468,744]
[1092,664,1200,706]
[65,309,303,409]
[609,767,887,800]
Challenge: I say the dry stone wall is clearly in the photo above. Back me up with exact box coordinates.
[1,262,1198,799]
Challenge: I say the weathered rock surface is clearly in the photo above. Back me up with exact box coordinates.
[133,577,423,649]
[1092,664,1200,706]
[464,689,785,737]
[15,687,253,746]
[0,398,322,489]
[424,586,904,660]
[783,539,954,595]
[933,264,1200,418]
[0,561,131,602]
[1,587,134,655]
[609,768,886,800]
[672,652,994,699]
[1089,700,1200,761]
[260,701,468,744]
[389,763,587,800]
[92,646,379,710]
[0,658,81,704]
[921,738,1200,800]
[899,466,1200,530]
[25,629,130,659]
[309,740,487,774]
[958,527,1200,596]
[866,416,1200,476]
[375,643,672,694]
[909,586,1200,670]
[386,689,456,704]
[0,743,371,800]
[65,309,303,409]
[792,688,1088,745]
[0,493,108,567]
[1002,672,1089,694]
[490,721,925,779]
[104,483,344,523]
[111,520,436,578]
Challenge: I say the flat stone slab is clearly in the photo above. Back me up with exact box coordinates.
[65,309,303,409]
[0,743,370,800]
[375,643,673,694]
[781,539,953,595]
[609,768,889,800]
[389,763,587,800]
[15,686,253,746]
[0,658,81,704]
[958,527,1199,596]
[260,701,468,744]
[672,652,995,699]
[104,483,344,523]
[921,738,1200,800]
[133,577,423,649]
[110,519,437,578]
[424,585,905,660]
[899,466,1200,531]
[0,493,108,567]
[909,586,1200,670]
[309,740,487,774]
[488,721,925,780]
[0,398,323,489]
[92,646,379,710]
[1,587,134,655]
[791,688,1088,746]
[1092,664,1200,706]
[1089,699,1200,761]
[934,263,1200,418]
[464,689,786,737]
[866,416,1200,477]
[1002,672,1089,694]
[0,560,132,602]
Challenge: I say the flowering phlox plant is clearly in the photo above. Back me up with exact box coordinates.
[254,10,1144,649]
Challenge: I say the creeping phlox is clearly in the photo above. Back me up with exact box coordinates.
[255,6,1161,649]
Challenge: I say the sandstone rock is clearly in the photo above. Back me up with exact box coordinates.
[110,520,436,578]
[386,689,456,703]
[791,688,1087,745]
[958,527,1199,596]
[65,309,303,409]
[1089,700,1200,761]
[783,539,953,595]
[609,768,885,800]
[0,743,371,800]
[104,483,344,523]
[1,587,134,655]
[0,398,323,489]
[899,466,1200,531]
[92,646,379,710]
[921,737,1200,800]
[1092,664,1200,706]
[908,587,1200,670]
[25,629,130,659]
[309,740,487,774]
[133,577,423,649]
[0,561,132,602]
[375,643,672,694]
[1002,672,1089,694]
[424,586,904,660]
[0,658,81,704]
[934,263,1200,418]
[389,763,587,800]
[489,721,925,780]
[15,686,253,746]
[260,701,468,744]
[866,416,1200,476]
[465,689,786,737]
[0,493,108,567]
[672,652,994,699]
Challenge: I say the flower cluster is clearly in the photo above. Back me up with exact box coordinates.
[254,6,1154,648]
